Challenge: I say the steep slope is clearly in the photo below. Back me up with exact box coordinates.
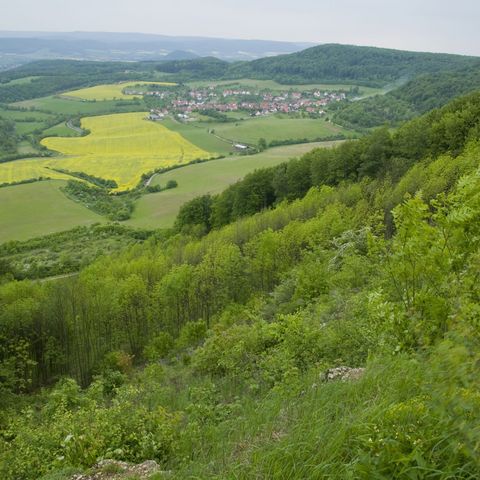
[1,92,480,479]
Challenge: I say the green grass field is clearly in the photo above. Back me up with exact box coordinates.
[42,121,81,137]
[126,141,341,229]
[0,108,52,122]
[162,118,235,155]
[187,79,383,95]
[0,180,104,242]
[0,107,55,135]
[17,141,38,155]
[193,116,353,145]
[0,76,42,86]
[14,95,145,115]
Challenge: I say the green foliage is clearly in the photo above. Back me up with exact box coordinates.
[156,44,478,87]
[0,116,18,156]
[334,94,416,129]
[155,57,229,81]
[335,63,480,129]
[63,180,135,221]
[174,194,213,233]
[165,179,178,189]
[143,333,175,361]
[176,91,480,232]
[0,59,159,103]
[0,378,181,480]
[51,169,118,189]
[3,91,480,479]
[0,223,152,279]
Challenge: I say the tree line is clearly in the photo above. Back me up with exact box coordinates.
[175,91,480,233]
[334,63,480,129]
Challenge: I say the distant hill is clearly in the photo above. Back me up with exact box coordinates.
[2,43,479,108]
[231,44,479,86]
[161,50,200,61]
[334,62,480,129]
[153,57,229,80]
[154,44,479,87]
[0,31,313,68]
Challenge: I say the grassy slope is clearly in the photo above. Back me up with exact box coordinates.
[0,108,52,122]
[127,142,340,229]
[162,118,235,155]
[42,122,81,137]
[0,76,42,86]
[0,107,55,135]
[14,96,145,115]
[187,78,382,95]
[0,180,103,242]
[198,116,353,145]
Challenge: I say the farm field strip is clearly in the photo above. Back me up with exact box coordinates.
[127,141,342,229]
[62,81,177,101]
[0,158,73,184]
[187,78,383,96]
[13,95,146,115]
[194,116,353,145]
[0,141,341,242]
[0,180,104,243]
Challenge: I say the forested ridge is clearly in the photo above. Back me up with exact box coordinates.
[1,92,480,479]
[334,62,480,129]
[0,60,159,103]
[156,44,479,86]
[1,43,478,104]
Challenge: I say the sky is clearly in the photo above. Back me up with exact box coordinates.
[1,0,480,56]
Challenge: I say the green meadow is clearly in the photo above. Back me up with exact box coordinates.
[161,118,235,155]
[0,180,103,242]
[195,116,353,145]
[0,142,336,241]
[127,141,339,229]
[14,95,145,115]
[187,78,383,95]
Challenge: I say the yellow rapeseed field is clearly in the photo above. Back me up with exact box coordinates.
[0,159,73,184]
[62,81,176,101]
[39,112,211,190]
[0,112,211,190]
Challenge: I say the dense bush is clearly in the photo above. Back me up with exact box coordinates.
[0,116,17,155]
[62,181,135,221]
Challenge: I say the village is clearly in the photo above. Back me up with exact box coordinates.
[123,84,349,121]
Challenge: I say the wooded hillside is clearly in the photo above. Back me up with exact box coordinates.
[2,91,480,479]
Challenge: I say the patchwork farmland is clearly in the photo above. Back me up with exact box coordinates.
[62,81,177,101]
[0,74,360,243]
[0,112,213,190]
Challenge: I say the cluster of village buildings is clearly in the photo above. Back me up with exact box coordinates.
[128,85,347,121]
